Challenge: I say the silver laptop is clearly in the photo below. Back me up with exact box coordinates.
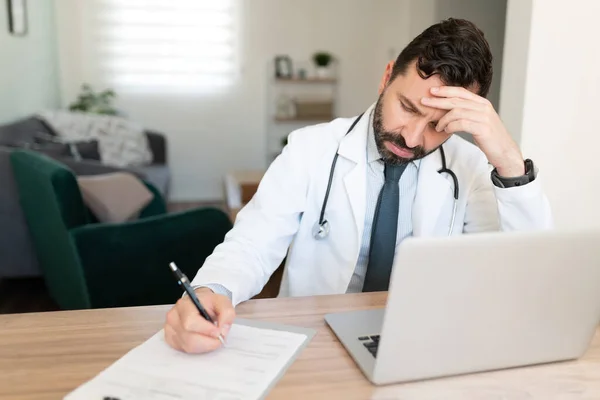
[325,229,600,385]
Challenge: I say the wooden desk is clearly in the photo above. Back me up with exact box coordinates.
[1,293,600,399]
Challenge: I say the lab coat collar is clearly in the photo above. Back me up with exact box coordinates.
[336,102,454,238]
[336,103,374,246]
[337,103,375,164]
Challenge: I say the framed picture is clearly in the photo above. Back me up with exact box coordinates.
[7,0,27,36]
[274,55,293,79]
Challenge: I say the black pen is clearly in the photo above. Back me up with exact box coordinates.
[169,262,226,346]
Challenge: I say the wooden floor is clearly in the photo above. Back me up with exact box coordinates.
[0,201,283,314]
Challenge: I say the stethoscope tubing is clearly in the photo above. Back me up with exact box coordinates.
[315,114,459,239]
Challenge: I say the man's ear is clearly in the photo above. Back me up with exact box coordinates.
[378,61,395,95]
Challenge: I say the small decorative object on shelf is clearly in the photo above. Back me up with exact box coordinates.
[274,55,293,79]
[312,51,334,79]
[294,99,333,121]
[267,53,338,165]
[275,94,296,120]
[294,60,310,80]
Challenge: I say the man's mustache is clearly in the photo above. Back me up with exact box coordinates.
[378,131,425,158]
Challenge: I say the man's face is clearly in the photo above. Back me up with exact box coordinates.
[373,62,453,165]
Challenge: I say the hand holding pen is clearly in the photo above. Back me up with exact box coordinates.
[164,262,236,353]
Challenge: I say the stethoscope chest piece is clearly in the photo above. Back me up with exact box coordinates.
[313,220,330,240]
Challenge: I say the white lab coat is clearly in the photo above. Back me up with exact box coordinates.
[191,105,553,306]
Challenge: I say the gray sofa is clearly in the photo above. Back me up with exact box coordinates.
[0,116,171,278]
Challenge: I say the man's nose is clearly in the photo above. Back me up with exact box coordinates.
[402,120,427,148]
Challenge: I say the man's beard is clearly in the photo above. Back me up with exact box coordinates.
[373,94,434,165]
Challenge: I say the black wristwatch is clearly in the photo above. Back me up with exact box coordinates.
[491,159,536,188]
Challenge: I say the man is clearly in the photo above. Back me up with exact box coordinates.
[165,18,553,353]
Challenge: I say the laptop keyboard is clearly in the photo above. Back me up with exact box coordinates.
[358,335,379,357]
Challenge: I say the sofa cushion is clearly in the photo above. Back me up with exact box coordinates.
[0,117,56,146]
[77,173,154,223]
[26,142,71,158]
[34,133,101,161]
[71,140,101,161]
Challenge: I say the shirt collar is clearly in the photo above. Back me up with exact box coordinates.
[366,108,421,169]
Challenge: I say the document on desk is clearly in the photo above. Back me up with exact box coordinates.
[64,319,315,400]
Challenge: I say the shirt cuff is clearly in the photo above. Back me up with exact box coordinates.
[184,284,233,301]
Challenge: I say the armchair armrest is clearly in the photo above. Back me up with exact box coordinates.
[70,207,232,308]
[145,130,167,165]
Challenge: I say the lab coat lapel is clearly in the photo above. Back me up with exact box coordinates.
[336,108,372,246]
[413,148,454,236]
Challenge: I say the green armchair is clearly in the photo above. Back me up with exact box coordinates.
[10,150,232,310]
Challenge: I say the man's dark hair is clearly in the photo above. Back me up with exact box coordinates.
[390,18,493,97]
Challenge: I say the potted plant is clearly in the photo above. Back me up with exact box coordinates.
[69,84,118,115]
[312,52,334,79]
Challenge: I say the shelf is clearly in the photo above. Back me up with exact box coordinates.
[275,77,337,84]
[275,115,333,122]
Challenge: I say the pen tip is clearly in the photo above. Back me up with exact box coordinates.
[169,262,178,272]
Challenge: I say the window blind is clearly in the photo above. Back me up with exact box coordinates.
[93,0,238,92]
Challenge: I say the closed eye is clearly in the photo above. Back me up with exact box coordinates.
[398,94,426,117]
[400,102,416,114]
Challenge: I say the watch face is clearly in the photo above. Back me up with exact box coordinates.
[524,159,535,178]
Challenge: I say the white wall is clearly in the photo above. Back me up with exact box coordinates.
[54,0,410,201]
[501,0,600,229]
[0,0,60,123]
[435,0,507,110]
[407,0,438,40]
[497,0,533,146]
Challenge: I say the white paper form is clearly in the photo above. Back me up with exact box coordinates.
[64,322,312,400]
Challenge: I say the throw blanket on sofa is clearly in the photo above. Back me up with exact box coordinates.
[37,110,153,167]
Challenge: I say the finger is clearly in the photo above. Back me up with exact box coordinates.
[164,324,184,352]
[430,86,489,104]
[164,308,186,351]
[443,119,484,135]
[212,295,236,337]
[178,329,223,354]
[421,96,484,111]
[165,305,182,331]
[436,108,487,132]
[168,305,222,354]
[176,297,221,338]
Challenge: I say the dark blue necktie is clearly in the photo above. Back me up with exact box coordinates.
[362,163,407,292]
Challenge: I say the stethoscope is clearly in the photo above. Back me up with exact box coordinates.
[313,113,460,240]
